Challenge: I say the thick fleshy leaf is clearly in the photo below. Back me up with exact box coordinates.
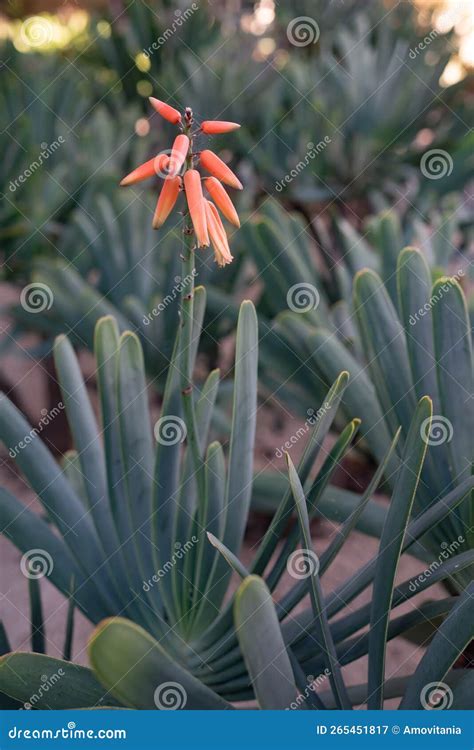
[89,618,232,710]
[234,576,297,710]
[53,334,124,576]
[0,396,113,606]
[354,269,417,438]
[0,487,107,622]
[400,583,474,709]
[433,277,473,489]
[0,653,121,709]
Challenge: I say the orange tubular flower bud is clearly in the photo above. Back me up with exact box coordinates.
[204,200,233,267]
[204,177,240,227]
[168,134,190,176]
[152,175,181,229]
[184,170,210,247]
[120,154,169,186]
[149,97,182,125]
[200,150,243,190]
[201,120,241,134]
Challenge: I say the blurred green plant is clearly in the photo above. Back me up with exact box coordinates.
[0,45,148,273]
[255,231,473,586]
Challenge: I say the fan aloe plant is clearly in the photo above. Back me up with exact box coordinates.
[254,222,473,585]
[1,386,472,708]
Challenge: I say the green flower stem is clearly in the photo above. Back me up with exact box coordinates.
[177,113,206,538]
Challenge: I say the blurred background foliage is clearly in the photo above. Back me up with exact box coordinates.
[0,0,472,381]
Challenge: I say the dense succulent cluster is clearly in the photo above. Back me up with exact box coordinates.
[0,0,473,716]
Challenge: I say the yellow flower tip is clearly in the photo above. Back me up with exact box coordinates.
[204,177,240,227]
[200,150,243,190]
[152,175,181,229]
[149,97,182,125]
[201,120,241,135]
[204,200,233,267]
[183,169,210,247]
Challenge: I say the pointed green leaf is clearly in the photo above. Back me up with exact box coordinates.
[234,576,297,710]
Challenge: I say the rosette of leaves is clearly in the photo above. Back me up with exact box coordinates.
[0,307,472,708]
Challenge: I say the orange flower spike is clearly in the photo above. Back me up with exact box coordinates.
[183,170,210,247]
[200,150,243,190]
[204,200,233,267]
[120,154,169,186]
[149,97,182,125]
[152,175,181,230]
[201,120,241,135]
[168,134,190,176]
[204,177,240,227]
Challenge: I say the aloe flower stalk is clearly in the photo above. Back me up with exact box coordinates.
[120,98,242,267]
[120,98,243,508]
